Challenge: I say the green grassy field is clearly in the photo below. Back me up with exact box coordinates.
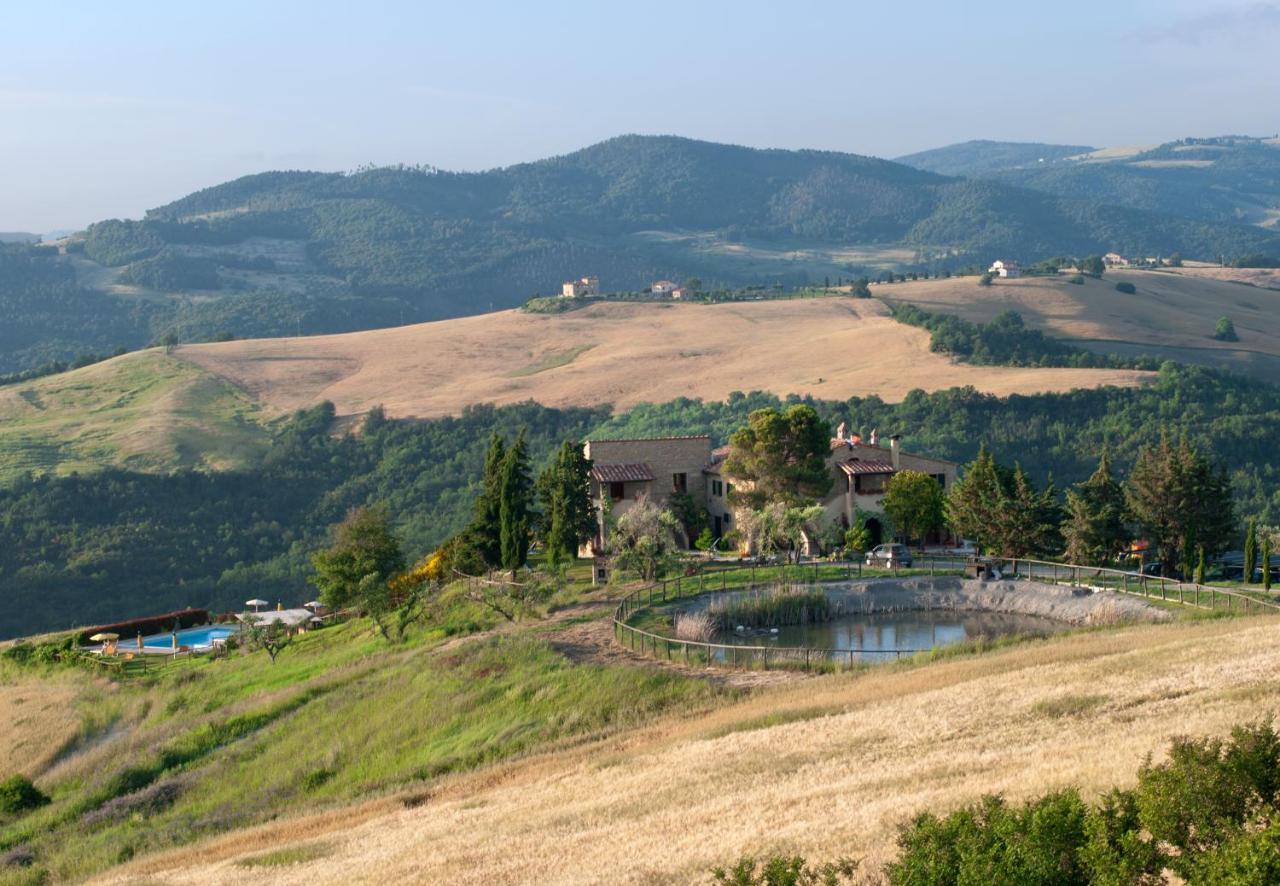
[0,586,730,883]
[0,350,270,482]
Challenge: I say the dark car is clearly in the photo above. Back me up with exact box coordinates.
[865,543,913,569]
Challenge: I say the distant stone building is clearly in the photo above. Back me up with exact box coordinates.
[987,259,1021,278]
[582,430,957,553]
[670,286,690,300]
[562,275,600,298]
[1103,252,1128,267]
[650,280,677,296]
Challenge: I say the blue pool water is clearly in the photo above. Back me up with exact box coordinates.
[140,626,237,649]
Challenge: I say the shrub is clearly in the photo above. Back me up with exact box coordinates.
[0,775,49,815]
[709,587,838,631]
[1214,316,1239,342]
[888,791,1089,885]
[712,855,858,885]
[1114,281,1136,294]
[1067,274,1085,284]
[1192,820,1280,883]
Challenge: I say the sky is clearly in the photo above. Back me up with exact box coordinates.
[2,0,1278,231]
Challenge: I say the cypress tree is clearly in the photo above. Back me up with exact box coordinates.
[1244,518,1258,584]
[1195,545,1206,585]
[537,440,595,568]
[472,433,507,568]
[499,430,532,577]
[1264,534,1273,592]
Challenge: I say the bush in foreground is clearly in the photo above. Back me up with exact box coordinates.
[714,721,1280,884]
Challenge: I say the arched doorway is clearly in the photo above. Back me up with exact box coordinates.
[865,517,884,547]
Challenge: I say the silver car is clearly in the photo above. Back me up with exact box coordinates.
[865,543,913,568]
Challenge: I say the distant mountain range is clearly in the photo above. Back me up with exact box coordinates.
[2,134,1280,373]
[897,135,1280,229]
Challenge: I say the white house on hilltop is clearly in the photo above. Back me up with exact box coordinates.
[988,260,1021,278]
[650,280,677,296]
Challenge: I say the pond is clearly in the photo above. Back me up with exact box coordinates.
[716,609,1066,655]
[677,586,1069,659]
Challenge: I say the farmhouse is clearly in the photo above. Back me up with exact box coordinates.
[988,259,1021,278]
[561,275,600,298]
[1103,252,1129,267]
[582,431,957,553]
[650,279,678,296]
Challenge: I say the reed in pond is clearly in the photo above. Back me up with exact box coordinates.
[709,586,841,630]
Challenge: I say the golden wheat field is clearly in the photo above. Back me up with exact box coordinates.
[98,615,1280,885]
[174,298,1153,421]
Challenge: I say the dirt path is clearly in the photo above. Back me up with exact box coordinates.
[543,610,808,689]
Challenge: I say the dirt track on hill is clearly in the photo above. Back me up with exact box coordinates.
[174,298,1153,419]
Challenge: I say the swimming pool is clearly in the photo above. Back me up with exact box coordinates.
[139,625,237,650]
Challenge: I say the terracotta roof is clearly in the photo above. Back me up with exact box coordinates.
[586,434,711,444]
[839,460,897,476]
[590,463,656,483]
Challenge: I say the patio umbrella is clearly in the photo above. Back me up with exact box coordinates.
[245,598,269,612]
[303,601,322,610]
[88,632,119,643]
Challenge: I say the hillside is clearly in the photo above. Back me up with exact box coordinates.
[895,139,1095,176]
[902,136,1280,231]
[0,606,1269,883]
[877,267,1280,383]
[0,297,1155,484]
[5,135,1280,373]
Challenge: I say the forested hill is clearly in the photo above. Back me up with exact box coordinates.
[7,135,1280,373]
[900,136,1280,230]
[894,140,1095,177]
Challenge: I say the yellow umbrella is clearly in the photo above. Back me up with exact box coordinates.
[88,632,119,643]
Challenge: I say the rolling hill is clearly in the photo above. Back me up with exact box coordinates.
[0,296,1156,482]
[5,135,1280,374]
[877,267,1280,383]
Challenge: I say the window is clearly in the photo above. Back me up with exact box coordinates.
[672,472,687,494]
[712,479,723,497]
[932,473,947,490]
[609,481,625,501]
[856,474,889,495]
[726,482,734,496]
[723,512,732,526]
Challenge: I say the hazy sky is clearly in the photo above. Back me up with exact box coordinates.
[3,0,1278,231]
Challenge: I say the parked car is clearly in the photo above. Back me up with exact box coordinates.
[865,543,913,569]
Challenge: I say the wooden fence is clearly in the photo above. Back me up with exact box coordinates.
[613,557,1280,672]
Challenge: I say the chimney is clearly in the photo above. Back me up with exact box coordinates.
[889,434,901,470]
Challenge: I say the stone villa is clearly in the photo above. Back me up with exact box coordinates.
[582,431,957,553]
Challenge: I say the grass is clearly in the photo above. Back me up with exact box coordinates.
[0,350,270,481]
[504,344,594,377]
[708,587,838,631]
[235,843,332,867]
[0,603,731,882]
[106,613,1280,883]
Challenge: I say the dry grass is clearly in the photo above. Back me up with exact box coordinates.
[173,299,1153,422]
[879,269,1280,381]
[0,676,83,776]
[98,615,1280,885]
[672,611,716,643]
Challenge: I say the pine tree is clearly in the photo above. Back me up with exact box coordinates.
[998,465,1061,557]
[537,440,595,567]
[1126,436,1235,578]
[1063,450,1131,566]
[946,445,1006,553]
[471,433,507,567]
[499,430,532,577]
[1244,518,1258,584]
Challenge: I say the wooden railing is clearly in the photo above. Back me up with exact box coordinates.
[612,556,1280,672]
